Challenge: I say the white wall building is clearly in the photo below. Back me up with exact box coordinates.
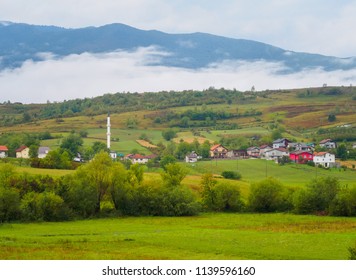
[313,152,335,168]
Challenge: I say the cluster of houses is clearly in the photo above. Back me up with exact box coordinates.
[0,146,50,159]
[0,138,352,169]
[207,138,340,168]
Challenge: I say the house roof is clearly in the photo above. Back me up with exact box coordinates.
[38,146,50,154]
[210,144,222,151]
[131,154,156,160]
[186,152,198,158]
[0,145,8,151]
[273,138,290,144]
[319,139,332,144]
[15,145,28,152]
[313,152,331,157]
[247,146,259,151]
[274,148,289,153]
[290,150,312,155]
[260,144,271,149]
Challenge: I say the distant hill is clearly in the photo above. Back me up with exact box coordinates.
[1,21,355,72]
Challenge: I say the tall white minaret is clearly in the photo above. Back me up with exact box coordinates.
[107,113,111,150]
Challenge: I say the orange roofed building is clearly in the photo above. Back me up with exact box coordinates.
[210,144,228,158]
[0,145,8,158]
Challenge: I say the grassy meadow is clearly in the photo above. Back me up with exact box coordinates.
[1,213,356,260]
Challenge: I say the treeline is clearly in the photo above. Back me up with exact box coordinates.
[0,152,200,222]
[0,88,259,126]
[2,152,356,223]
[149,107,261,128]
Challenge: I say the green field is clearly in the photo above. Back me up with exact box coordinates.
[183,159,356,187]
[1,213,355,260]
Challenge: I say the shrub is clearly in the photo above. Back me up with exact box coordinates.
[248,177,292,212]
[349,244,356,260]
[293,177,341,215]
[212,183,245,212]
[20,191,68,221]
[329,186,356,217]
[221,171,241,180]
[0,187,20,222]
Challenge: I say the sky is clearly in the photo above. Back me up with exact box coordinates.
[1,0,356,103]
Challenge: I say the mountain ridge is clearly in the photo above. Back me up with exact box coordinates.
[0,21,355,72]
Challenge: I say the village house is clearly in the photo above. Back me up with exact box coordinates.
[0,145,8,158]
[264,148,289,161]
[313,152,336,168]
[185,151,198,163]
[319,139,337,149]
[288,142,313,152]
[289,150,313,164]
[210,144,228,158]
[259,144,272,156]
[126,154,156,164]
[272,138,291,149]
[247,146,260,158]
[227,149,248,159]
[16,145,30,159]
[38,146,50,159]
[353,143,356,149]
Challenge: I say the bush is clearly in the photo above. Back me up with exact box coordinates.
[20,191,68,221]
[221,171,241,180]
[0,187,20,222]
[248,177,292,212]
[293,177,341,215]
[329,186,356,217]
[211,183,245,212]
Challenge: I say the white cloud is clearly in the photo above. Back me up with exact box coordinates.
[0,48,355,104]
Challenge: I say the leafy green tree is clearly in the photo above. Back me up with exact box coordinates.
[160,155,177,170]
[199,140,211,159]
[60,133,83,158]
[161,163,187,189]
[0,163,16,188]
[127,163,144,186]
[293,177,340,214]
[0,187,20,222]
[201,173,218,210]
[162,129,177,141]
[175,142,191,160]
[248,177,291,212]
[213,183,244,212]
[76,151,113,213]
[336,144,348,160]
[329,186,356,216]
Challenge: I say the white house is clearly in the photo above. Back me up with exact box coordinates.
[128,154,156,164]
[0,145,8,158]
[16,146,30,159]
[313,152,336,168]
[259,145,272,156]
[264,148,289,160]
[319,139,337,149]
[38,146,50,159]
[185,151,198,163]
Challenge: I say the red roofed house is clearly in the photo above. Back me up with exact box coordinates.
[127,154,156,164]
[313,152,335,168]
[0,145,8,158]
[210,144,228,158]
[16,146,30,159]
[290,151,313,164]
